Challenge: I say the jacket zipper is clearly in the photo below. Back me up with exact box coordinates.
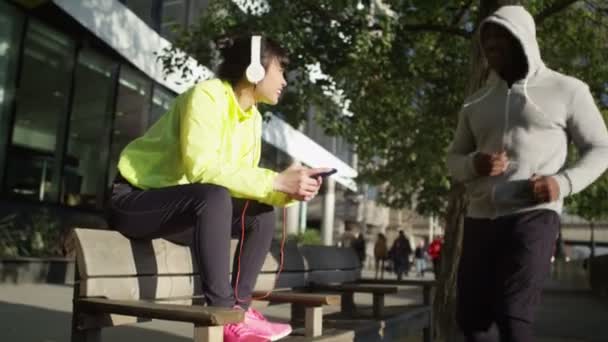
[503,88,511,150]
[494,87,512,218]
[252,114,258,167]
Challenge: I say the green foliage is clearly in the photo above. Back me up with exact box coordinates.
[0,209,64,258]
[288,229,323,246]
[541,1,608,222]
[160,0,608,217]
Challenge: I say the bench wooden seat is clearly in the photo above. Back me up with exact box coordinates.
[253,290,340,306]
[77,298,243,324]
[306,283,398,318]
[70,227,433,341]
[356,278,437,341]
[296,245,434,342]
[297,245,403,320]
[69,228,342,341]
[357,278,436,305]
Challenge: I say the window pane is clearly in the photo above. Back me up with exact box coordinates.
[0,3,24,187]
[63,49,118,208]
[6,20,75,202]
[108,66,151,184]
[149,85,175,126]
[189,0,209,25]
[124,0,159,29]
[161,0,188,41]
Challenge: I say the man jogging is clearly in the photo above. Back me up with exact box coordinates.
[447,5,608,342]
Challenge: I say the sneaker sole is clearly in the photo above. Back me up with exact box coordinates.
[269,326,293,341]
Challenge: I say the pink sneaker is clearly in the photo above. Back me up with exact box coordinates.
[224,322,269,342]
[244,307,293,341]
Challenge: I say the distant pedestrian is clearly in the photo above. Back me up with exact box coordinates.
[389,231,412,280]
[428,235,443,276]
[414,240,426,277]
[374,233,388,279]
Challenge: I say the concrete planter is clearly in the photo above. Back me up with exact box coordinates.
[0,257,75,284]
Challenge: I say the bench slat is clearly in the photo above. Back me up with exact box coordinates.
[357,278,437,287]
[300,246,360,271]
[82,275,199,301]
[252,290,340,306]
[77,298,243,325]
[80,273,276,300]
[73,228,279,278]
[307,269,360,284]
[309,283,398,294]
[73,228,195,278]
[81,273,278,300]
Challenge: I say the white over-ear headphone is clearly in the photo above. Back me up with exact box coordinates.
[245,35,265,84]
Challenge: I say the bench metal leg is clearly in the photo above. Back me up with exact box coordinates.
[194,325,223,342]
[424,326,431,342]
[72,302,100,342]
[340,292,355,315]
[305,307,323,338]
[423,286,432,342]
[72,268,100,342]
[372,293,385,319]
[291,303,305,323]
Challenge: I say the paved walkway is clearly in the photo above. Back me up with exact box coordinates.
[1,269,607,341]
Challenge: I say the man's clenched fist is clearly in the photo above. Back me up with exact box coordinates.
[530,174,560,203]
[474,151,509,176]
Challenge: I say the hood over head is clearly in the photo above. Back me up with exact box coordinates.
[480,5,544,80]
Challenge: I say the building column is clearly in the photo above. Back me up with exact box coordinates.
[299,202,308,234]
[321,178,336,246]
[286,203,300,236]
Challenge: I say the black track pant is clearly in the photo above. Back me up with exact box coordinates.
[107,180,275,308]
[457,209,559,342]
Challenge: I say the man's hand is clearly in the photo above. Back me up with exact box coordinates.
[473,151,509,176]
[530,174,560,203]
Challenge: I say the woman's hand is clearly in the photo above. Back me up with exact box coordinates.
[273,164,333,201]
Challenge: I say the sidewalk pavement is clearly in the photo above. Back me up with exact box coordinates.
[1,269,607,341]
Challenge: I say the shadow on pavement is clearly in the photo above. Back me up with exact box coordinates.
[0,301,191,342]
[534,290,608,342]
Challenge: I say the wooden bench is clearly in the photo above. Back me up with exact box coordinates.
[70,228,341,341]
[296,245,434,342]
[357,278,436,342]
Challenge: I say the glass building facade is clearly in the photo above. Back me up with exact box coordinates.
[0,0,302,226]
[3,4,171,205]
[0,1,189,231]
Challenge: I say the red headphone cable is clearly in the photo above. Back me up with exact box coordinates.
[234,200,287,303]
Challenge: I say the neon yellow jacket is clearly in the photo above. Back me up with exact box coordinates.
[117,79,292,207]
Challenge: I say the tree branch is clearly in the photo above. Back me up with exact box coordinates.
[584,0,608,15]
[401,24,470,38]
[535,0,582,23]
[451,0,475,26]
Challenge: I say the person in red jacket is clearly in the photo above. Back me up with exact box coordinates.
[428,235,443,276]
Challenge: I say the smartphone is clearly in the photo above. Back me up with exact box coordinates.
[311,168,337,178]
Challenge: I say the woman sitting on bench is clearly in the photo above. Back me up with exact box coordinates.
[108,35,330,342]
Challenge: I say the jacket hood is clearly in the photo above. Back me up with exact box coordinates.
[480,5,544,80]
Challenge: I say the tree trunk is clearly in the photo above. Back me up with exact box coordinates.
[433,1,522,340]
[589,221,595,284]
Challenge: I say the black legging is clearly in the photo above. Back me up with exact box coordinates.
[108,180,275,308]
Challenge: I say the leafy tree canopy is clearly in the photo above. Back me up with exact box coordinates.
[161,0,608,217]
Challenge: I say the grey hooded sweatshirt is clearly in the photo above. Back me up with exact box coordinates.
[447,5,608,219]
